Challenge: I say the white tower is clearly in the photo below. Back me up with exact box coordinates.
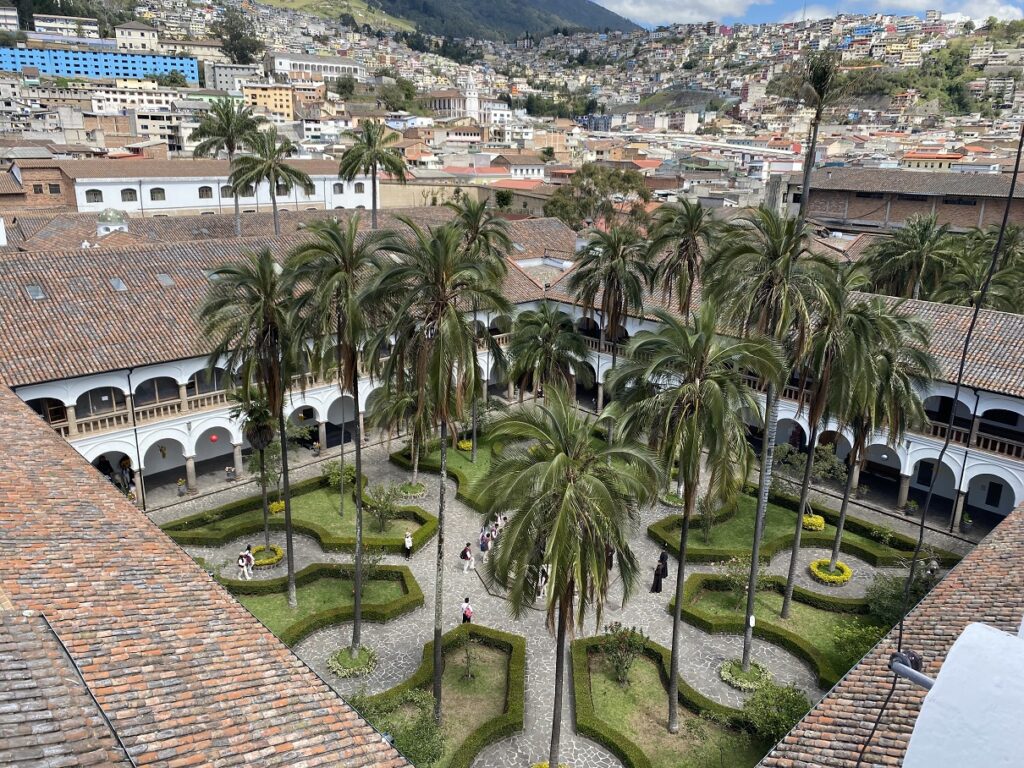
[465,75,480,123]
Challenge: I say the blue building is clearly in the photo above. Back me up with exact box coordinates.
[0,47,199,82]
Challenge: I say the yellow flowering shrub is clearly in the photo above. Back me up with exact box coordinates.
[809,558,852,586]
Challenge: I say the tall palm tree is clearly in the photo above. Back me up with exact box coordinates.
[779,267,877,617]
[569,225,652,420]
[507,302,593,402]
[289,215,395,657]
[445,197,511,460]
[229,392,275,551]
[861,214,955,300]
[932,235,1022,312]
[230,127,312,237]
[200,247,301,607]
[369,219,511,723]
[472,384,660,768]
[609,303,781,733]
[189,98,263,236]
[705,207,836,669]
[828,305,938,571]
[338,121,408,229]
[796,51,842,223]
[365,381,432,482]
[648,199,715,318]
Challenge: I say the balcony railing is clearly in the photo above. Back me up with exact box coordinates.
[188,391,229,412]
[76,409,132,435]
[135,401,183,423]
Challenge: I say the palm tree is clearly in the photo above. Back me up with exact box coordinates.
[189,98,263,236]
[289,215,395,657]
[705,207,836,669]
[445,197,511,461]
[648,199,715,318]
[861,214,955,300]
[828,304,938,571]
[200,247,301,607]
[796,51,842,223]
[507,302,593,402]
[932,234,1022,312]
[569,225,652,420]
[230,127,312,237]
[779,267,877,617]
[609,303,781,733]
[365,382,432,482]
[229,392,275,551]
[370,219,511,722]
[472,384,660,768]
[338,121,408,229]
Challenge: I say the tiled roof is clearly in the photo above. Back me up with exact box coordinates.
[35,158,341,180]
[0,216,571,386]
[805,167,1024,199]
[760,503,1024,767]
[0,385,409,766]
[0,611,132,767]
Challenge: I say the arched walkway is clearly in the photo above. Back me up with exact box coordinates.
[325,394,356,449]
[775,418,807,451]
[575,361,598,411]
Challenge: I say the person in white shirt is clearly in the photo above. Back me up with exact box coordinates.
[403,531,414,559]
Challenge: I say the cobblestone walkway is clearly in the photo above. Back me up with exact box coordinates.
[169,439,962,768]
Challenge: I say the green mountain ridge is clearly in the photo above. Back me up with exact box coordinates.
[368,0,639,40]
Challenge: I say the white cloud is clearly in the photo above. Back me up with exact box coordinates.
[781,4,834,21]
[592,0,766,26]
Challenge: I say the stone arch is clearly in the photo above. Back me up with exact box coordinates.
[908,455,959,502]
[605,322,629,344]
[775,417,808,450]
[25,396,68,427]
[133,375,180,407]
[361,386,385,414]
[288,403,320,425]
[186,366,232,397]
[818,430,853,463]
[488,314,512,336]
[962,462,1024,502]
[574,360,598,410]
[64,373,130,406]
[142,435,187,475]
[576,316,600,339]
[74,384,128,419]
[327,394,356,425]
[963,471,1020,518]
[192,425,235,464]
[80,437,138,467]
[923,394,972,430]
[186,414,241,455]
[862,441,908,475]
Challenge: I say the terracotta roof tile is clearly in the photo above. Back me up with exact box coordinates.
[760,504,1024,767]
[0,385,410,767]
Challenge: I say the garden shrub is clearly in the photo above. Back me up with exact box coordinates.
[722,555,773,609]
[251,544,283,567]
[321,460,358,491]
[352,688,444,766]
[660,491,685,508]
[742,683,811,743]
[268,500,284,515]
[364,482,401,533]
[832,619,886,663]
[809,558,852,586]
[327,646,379,678]
[866,566,937,627]
[601,622,648,685]
[801,513,825,531]
[457,438,473,451]
[718,659,772,692]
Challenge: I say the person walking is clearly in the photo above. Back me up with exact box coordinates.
[462,597,473,624]
[460,542,476,573]
[650,548,668,593]
[403,530,413,559]
[536,564,549,599]
[237,545,254,580]
[479,529,491,563]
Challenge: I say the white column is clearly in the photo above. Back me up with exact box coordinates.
[185,455,197,493]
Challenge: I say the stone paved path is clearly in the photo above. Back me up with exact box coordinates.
[169,438,964,768]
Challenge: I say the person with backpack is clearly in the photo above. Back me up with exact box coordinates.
[479,529,491,563]
[462,597,473,624]
[460,542,475,573]
[237,545,254,580]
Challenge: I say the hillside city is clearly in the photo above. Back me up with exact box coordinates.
[0,2,1022,768]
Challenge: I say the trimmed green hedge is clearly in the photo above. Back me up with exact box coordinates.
[389,447,487,511]
[221,563,423,646]
[571,636,751,768]
[359,623,526,768]
[647,491,960,568]
[161,475,438,554]
[670,573,869,689]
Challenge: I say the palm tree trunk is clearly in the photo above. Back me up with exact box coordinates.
[797,118,820,224]
[260,448,270,551]
[229,148,240,237]
[278,405,297,608]
[668,474,697,733]
[338,322,347,521]
[432,418,448,724]
[471,306,479,463]
[742,384,778,671]
[782,421,819,618]
[829,443,859,571]
[271,187,280,237]
[411,433,419,484]
[549,592,571,768]
[371,159,379,230]
[351,376,365,656]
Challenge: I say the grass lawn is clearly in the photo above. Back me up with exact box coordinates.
[422,437,497,484]
[690,587,883,673]
[237,577,404,639]
[361,641,509,768]
[184,487,422,541]
[588,653,767,768]
[679,494,902,562]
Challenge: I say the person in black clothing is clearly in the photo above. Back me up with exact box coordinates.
[650,548,669,593]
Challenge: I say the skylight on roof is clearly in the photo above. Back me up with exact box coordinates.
[513,243,526,252]
[156,273,175,287]
[109,277,127,292]
[25,284,44,300]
